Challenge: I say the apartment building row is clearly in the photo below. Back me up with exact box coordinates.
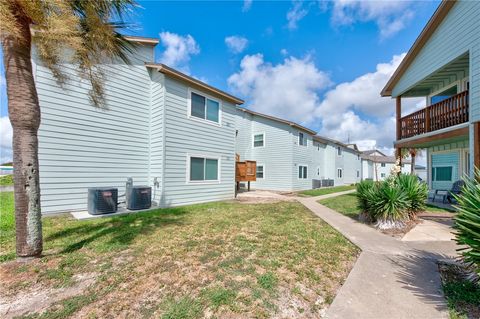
[32,36,408,214]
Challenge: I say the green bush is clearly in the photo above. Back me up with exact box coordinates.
[395,174,428,216]
[453,168,480,276]
[356,173,429,229]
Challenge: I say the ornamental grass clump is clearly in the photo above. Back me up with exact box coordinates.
[453,169,480,278]
[356,173,429,230]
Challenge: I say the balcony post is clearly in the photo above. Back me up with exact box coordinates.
[396,96,401,140]
[425,106,430,133]
[475,121,480,174]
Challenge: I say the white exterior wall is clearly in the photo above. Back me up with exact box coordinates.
[35,45,154,213]
[291,130,315,190]
[160,77,237,207]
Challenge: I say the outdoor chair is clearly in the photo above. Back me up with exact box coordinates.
[433,180,464,204]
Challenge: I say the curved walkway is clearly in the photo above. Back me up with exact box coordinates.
[297,191,458,319]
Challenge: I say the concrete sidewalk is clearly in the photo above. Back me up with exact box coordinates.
[297,194,458,319]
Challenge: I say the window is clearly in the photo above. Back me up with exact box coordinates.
[381,163,386,167]
[337,169,342,178]
[190,91,220,123]
[357,154,360,160]
[189,156,219,182]
[298,165,308,179]
[432,166,453,181]
[253,133,264,147]
[381,173,386,178]
[256,165,264,179]
[430,85,457,104]
[337,146,342,156]
[299,132,307,146]
[357,170,360,178]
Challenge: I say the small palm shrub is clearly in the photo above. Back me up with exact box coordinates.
[396,174,428,217]
[453,168,480,277]
[370,181,409,229]
[356,174,428,229]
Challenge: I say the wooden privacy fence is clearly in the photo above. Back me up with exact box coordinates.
[400,90,469,139]
[235,156,256,192]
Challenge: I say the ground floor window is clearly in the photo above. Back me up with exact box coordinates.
[256,165,264,179]
[337,168,342,178]
[381,173,386,178]
[357,170,360,178]
[299,165,308,179]
[189,156,219,182]
[432,166,453,181]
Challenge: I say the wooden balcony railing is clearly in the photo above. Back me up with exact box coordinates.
[400,90,469,139]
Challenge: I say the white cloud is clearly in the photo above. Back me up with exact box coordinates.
[286,1,308,30]
[0,116,12,164]
[158,31,200,72]
[225,36,249,54]
[228,53,331,124]
[330,0,416,39]
[229,51,425,151]
[280,49,288,56]
[242,0,252,12]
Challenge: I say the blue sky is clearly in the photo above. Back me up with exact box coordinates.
[1,0,441,163]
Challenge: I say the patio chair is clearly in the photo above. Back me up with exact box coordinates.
[446,180,465,204]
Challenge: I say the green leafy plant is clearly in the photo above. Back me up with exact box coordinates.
[396,174,428,216]
[453,168,480,276]
[369,182,409,229]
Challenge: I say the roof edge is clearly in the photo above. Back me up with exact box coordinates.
[146,63,244,105]
[381,0,456,97]
[124,35,159,45]
[237,108,317,135]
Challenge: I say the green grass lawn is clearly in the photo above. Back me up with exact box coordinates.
[0,174,13,186]
[0,192,359,318]
[318,193,455,219]
[299,185,356,197]
[318,193,359,219]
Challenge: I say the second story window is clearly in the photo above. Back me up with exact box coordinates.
[299,132,307,146]
[381,163,386,167]
[190,91,220,123]
[337,146,342,156]
[253,133,264,147]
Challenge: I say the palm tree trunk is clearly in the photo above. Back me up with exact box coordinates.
[2,10,43,257]
[410,149,416,175]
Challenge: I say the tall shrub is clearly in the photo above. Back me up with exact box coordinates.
[454,169,480,276]
[396,174,428,216]
[370,181,409,229]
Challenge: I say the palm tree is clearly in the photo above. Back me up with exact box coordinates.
[0,0,137,257]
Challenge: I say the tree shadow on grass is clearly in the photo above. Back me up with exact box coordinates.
[45,207,190,254]
[390,249,454,312]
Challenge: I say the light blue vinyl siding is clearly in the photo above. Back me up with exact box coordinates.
[35,46,153,213]
[392,1,480,123]
[292,130,315,190]
[235,112,294,191]
[149,70,164,204]
[161,77,236,206]
[430,152,460,190]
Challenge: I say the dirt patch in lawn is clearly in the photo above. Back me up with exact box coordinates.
[0,259,96,318]
[234,190,297,204]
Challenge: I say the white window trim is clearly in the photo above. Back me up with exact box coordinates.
[337,168,343,179]
[337,146,342,157]
[186,153,221,184]
[256,163,265,179]
[187,88,222,127]
[252,132,266,148]
[298,164,308,180]
[298,132,307,147]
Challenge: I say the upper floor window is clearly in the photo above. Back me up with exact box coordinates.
[337,168,342,178]
[190,91,220,123]
[253,133,264,147]
[299,132,307,146]
[337,146,342,156]
[381,163,386,167]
